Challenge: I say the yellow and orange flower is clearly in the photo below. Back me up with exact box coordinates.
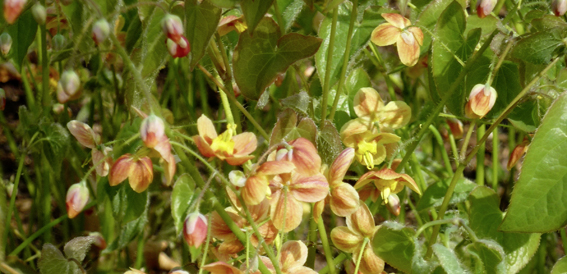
[193,114,257,165]
[355,168,421,203]
[353,87,411,131]
[109,154,154,193]
[371,13,424,67]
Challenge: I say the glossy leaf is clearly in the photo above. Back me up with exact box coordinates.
[172,174,196,234]
[500,93,567,232]
[6,10,38,71]
[508,100,540,132]
[511,28,566,64]
[186,0,222,70]
[417,0,458,51]
[105,209,148,252]
[433,243,467,274]
[270,108,317,146]
[551,256,567,274]
[241,0,275,33]
[233,17,322,100]
[416,178,476,211]
[373,221,415,273]
[469,186,541,273]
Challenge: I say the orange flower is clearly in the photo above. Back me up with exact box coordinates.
[241,160,296,205]
[193,115,257,165]
[353,87,411,131]
[109,154,154,193]
[278,241,317,274]
[67,120,112,177]
[371,13,423,67]
[355,168,421,203]
[465,84,497,119]
[330,203,385,274]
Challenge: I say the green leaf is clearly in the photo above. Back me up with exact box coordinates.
[270,108,317,146]
[317,120,342,165]
[138,4,168,79]
[373,221,415,273]
[0,184,6,261]
[315,4,385,89]
[172,174,196,234]
[469,186,541,273]
[125,15,142,54]
[465,15,499,37]
[112,183,149,223]
[233,17,322,100]
[186,0,222,70]
[64,236,96,262]
[345,68,372,117]
[511,28,566,64]
[105,209,148,252]
[7,10,38,71]
[416,178,476,211]
[433,243,468,274]
[500,93,567,232]
[280,91,311,115]
[38,244,79,274]
[94,0,118,15]
[531,15,567,32]
[277,0,304,31]
[241,0,275,33]
[508,100,540,133]
[431,1,479,115]
[41,123,70,176]
[466,240,507,274]
[417,0,460,51]
[62,1,93,55]
[551,256,567,274]
[209,0,239,8]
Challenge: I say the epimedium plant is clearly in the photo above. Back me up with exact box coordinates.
[3,0,567,273]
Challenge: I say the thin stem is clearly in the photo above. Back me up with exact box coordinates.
[329,0,358,121]
[561,228,567,256]
[476,124,486,186]
[318,253,348,274]
[353,238,369,274]
[429,125,454,176]
[492,127,499,190]
[198,212,213,274]
[317,219,336,274]
[460,121,476,162]
[320,7,339,126]
[4,155,25,255]
[40,16,50,109]
[306,205,317,268]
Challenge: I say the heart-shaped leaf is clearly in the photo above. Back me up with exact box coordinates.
[186,0,222,70]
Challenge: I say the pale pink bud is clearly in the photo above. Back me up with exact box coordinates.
[183,212,208,248]
[0,32,12,56]
[161,14,184,43]
[4,0,27,24]
[66,182,89,219]
[386,193,401,216]
[67,120,97,148]
[477,0,497,18]
[465,84,497,119]
[140,114,165,148]
[92,19,110,45]
[32,3,46,25]
[0,88,5,111]
[57,70,81,103]
[553,0,567,16]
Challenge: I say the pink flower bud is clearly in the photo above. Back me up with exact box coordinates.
[161,14,184,43]
[92,146,113,177]
[4,0,27,24]
[89,232,107,249]
[66,182,89,219]
[92,19,110,45]
[465,84,497,119]
[553,0,567,16]
[67,120,97,149]
[32,3,46,25]
[386,193,401,216]
[140,114,165,148]
[169,269,190,274]
[446,118,464,139]
[507,137,529,170]
[0,88,5,111]
[57,70,81,103]
[183,212,208,248]
[477,0,497,18]
[166,36,191,58]
[0,32,12,56]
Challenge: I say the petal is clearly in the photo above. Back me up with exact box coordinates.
[232,132,257,156]
[380,101,411,129]
[408,26,424,46]
[92,147,112,177]
[242,175,268,206]
[289,266,318,274]
[201,262,242,274]
[270,190,303,232]
[397,32,420,67]
[382,13,411,28]
[340,119,373,147]
[329,148,355,187]
[400,173,421,195]
[280,240,308,271]
[225,155,255,166]
[219,239,245,255]
[153,136,172,160]
[109,155,134,186]
[374,132,401,145]
[330,226,364,253]
[330,183,360,217]
[313,199,325,222]
[290,174,329,203]
[161,153,176,186]
[129,157,154,193]
[353,88,384,120]
[67,120,96,148]
[193,136,216,158]
[355,246,385,274]
[257,160,296,175]
[289,138,322,176]
[253,221,278,245]
[248,198,271,221]
[211,210,243,240]
[371,23,400,46]
[197,115,218,142]
[346,202,375,238]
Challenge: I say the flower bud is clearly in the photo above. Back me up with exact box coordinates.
[66,182,89,219]
[161,14,184,43]
[57,70,81,103]
[0,88,5,111]
[386,193,401,216]
[88,232,107,249]
[228,170,247,187]
[32,3,46,25]
[140,114,165,148]
[67,120,97,149]
[166,36,191,58]
[507,138,529,170]
[477,0,497,18]
[4,0,27,24]
[446,118,464,139]
[465,84,497,119]
[0,32,12,56]
[553,0,567,16]
[92,19,110,45]
[93,146,113,177]
[183,212,208,248]
[52,33,66,51]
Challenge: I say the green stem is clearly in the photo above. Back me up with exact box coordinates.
[306,208,317,268]
[3,156,25,256]
[328,0,358,121]
[492,127,499,190]
[40,17,50,109]
[429,125,454,176]
[317,219,336,274]
[476,124,486,186]
[561,228,567,256]
[318,253,348,274]
[354,238,369,274]
[273,0,286,33]
[198,212,213,274]
[134,234,145,269]
[460,121,476,162]
[320,7,339,126]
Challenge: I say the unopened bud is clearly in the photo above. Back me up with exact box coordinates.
[477,0,497,18]
[386,193,401,216]
[465,84,497,119]
[446,118,464,139]
[140,114,165,148]
[0,32,12,56]
[0,88,5,111]
[4,0,27,24]
[89,232,107,249]
[553,0,567,16]
[166,36,190,58]
[66,182,89,219]
[228,170,247,187]
[92,19,110,45]
[57,70,81,103]
[161,14,184,43]
[52,34,66,50]
[183,212,208,248]
[507,138,529,170]
[32,4,46,25]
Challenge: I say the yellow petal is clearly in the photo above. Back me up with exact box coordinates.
[371,23,400,46]
[381,13,411,29]
[242,175,268,206]
[330,183,360,217]
[290,173,329,203]
[353,88,384,120]
[280,240,308,272]
[380,101,412,129]
[197,114,218,142]
[328,148,355,187]
[397,31,420,67]
[408,26,424,46]
[128,157,154,193]
[232,132,257,156]
[330,226,364,253]
[270,190,303,232]
[354,246,385,274]
[346,202,375,238]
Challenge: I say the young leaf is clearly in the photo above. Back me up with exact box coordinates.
[416,178,476,211]
[233,17,322,100]
[280,91,311,116]
[64,236,96,262]
[317,120,342,165]
[373,221,416,273]
[277,0,304,31]
[186,0,222,70]
[270,108,317,146]
[172,174,196,234]
[241,0,275,34]
[432,243,468,274]
[469,186,540,273]
[6,10,37,71]
[466,240,507,274]
[500,92,567,232]
[38,244,80,273]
